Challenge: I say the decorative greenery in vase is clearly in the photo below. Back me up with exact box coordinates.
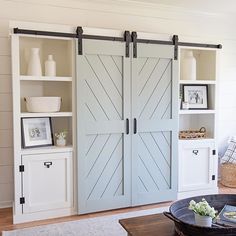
[189,198,217,227]
[189,198,217,218]
[55,130,67,147]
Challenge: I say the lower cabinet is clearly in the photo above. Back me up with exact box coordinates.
[178,140,217,193]
[21,152,73,214]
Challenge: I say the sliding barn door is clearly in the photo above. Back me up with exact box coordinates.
[131,43,178,205]
[77,40,131,214]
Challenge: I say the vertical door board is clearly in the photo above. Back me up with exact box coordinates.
[77,39,131,214]
[131,43,178,206]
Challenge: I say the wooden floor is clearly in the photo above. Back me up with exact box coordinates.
[0,184,235,235]
[0,202,171,235]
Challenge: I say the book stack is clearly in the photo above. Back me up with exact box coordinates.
[215,205,236,227]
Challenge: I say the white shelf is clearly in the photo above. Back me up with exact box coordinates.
[21,145,73,155]
[21,112,72,118]
[179,80,216,85]
[20,75,72,82]
[178,138,215,143]
[179,110,215,115]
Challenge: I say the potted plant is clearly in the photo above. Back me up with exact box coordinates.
[55,130,67,147]
[189,198,217,227]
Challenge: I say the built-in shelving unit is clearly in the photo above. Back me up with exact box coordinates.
[12,32,75,223]
[178,46,219,199]
[11,22,222,223]
[179,47,218,140]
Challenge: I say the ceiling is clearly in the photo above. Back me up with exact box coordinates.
[125,0,236,14]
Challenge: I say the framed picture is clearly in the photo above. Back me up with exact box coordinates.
[21,117,53,148]
[183,85,208,109]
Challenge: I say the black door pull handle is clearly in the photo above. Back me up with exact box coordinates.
[192,150,199,155]
[44,162,52,168]
[134,118,137,134]
[126,119,129,135]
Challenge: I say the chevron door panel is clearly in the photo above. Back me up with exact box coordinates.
[138,131,171,192]
[132,43,178,206]
[77,40,131,214]
[138,57,172,120]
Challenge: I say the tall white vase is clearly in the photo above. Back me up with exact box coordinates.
[181,50,196,81]
[27,48,42,76]
[45,55,56,76]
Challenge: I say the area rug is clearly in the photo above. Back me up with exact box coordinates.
[2,206,169,236]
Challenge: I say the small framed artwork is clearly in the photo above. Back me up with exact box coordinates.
[21,117,53,148]
[183,85,208,109]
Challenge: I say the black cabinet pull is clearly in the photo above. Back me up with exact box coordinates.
[44,162,52,168]
[192,150,199,155]
[126,119,129,135]
[134,118,137,134]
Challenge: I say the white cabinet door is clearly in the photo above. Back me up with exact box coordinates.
[179,141,215,192]
[22,152,72,213]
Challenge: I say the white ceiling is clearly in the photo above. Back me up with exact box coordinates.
[125,0,236,14]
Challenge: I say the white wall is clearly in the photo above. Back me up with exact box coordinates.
[0,0,236,207]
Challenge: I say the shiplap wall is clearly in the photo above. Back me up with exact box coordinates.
[0,29,13,207]
[0,0,236,207]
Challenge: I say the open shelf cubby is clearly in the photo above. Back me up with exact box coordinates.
[179,113,215,139]
[180,83,216,110]
[51,116,73,146]
[180,48,216,81]
[19,36,73,77]
[20,80,72,113]
[20,116,73,150]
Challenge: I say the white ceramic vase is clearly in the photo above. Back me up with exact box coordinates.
[45,55,56,76]
[194,213,212,227]
[56,138,66,147]
[27,48,42,76]
[181,50,196,81]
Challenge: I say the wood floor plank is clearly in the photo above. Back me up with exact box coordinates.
[0,184,235,235]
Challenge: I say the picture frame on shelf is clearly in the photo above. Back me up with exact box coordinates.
[21,117,53,148]
[183,84,208,109]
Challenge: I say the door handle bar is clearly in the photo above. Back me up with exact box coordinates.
[126,118,129,135]
[134,118,137,134]
[192,150,199,155]
[44,162,52,168]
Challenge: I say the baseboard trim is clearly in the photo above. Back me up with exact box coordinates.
[13,207,75,224]
[0,201,13,209]
[177,188,218,199]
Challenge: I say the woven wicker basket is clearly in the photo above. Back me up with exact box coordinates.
[179,127,206,139]
[220,163,236,188]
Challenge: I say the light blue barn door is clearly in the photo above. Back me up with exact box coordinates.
[77,40,131,214]
[131,43,178,206]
